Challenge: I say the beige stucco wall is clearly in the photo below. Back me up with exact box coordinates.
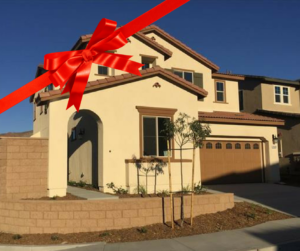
[206,124,280,182]
[47,76,201,196]
[261,83,300,113]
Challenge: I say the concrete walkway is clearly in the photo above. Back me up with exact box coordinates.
[207,183,300,217]
[67,186,118,200]
[1,218,300,251]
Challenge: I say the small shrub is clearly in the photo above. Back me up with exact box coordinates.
[51,196,57,200]
[157,189,169,196]
[182,184,191,194]
[246,212,256,220]
[51,235,59,241]
[12,234,22,240]
[106,182,128,194]
[99,232,110,237]
[194,182,207,194]
[78,180,87,187]
[265,208,273,215]
[137,227,147,234]
[139,185,147,195]
[68,180,77,186]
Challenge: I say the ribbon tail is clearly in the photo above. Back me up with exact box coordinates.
[61,73,76,94]
[66,61,92,112]
[0,72,52,115]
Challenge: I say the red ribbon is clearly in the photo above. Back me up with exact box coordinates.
[0,0,189,114]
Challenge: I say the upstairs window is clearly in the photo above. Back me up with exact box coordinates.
[98,65,108,76]
[140,55,156,70]
[173,69,193,83]
[274,86,289,104]
[215,81,226,102]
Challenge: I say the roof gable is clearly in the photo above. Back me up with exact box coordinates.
[141,25,219,72]
[36,66,208,105]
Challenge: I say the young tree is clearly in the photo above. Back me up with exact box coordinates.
[164,113,191,227]
[188,119,211,226]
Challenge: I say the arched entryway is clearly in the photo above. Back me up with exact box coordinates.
[67,110,103,189]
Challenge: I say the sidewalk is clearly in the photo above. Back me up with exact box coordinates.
[1,218,300,251]
[67,186,118,200]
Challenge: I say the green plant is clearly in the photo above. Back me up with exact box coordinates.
[265,208,273,215]
[157,189,169,196]
[194,182,207,194]
[51,195,58,200]
[12,234,22,240]
[51,235,59,241]
[246,212,256,219]
[137,227,147,234]
[99,232,110,237]
[182,184,191,194]
[68,180,77,186]
[106,182,128,194]
[78,180,87,187]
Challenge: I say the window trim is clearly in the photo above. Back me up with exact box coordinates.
[172,68,194,84]
[214,80,226,103]
[142,116,172,157]
[136,106,177,160]
[274,85,290,105]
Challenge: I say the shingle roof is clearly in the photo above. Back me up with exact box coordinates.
[72,31,173,58]
[36,66,208,105]
[198,111,284,126]
[257,109,300,118]
[212,72,245,81]
[141,25,219,71]
[241,74,300,86]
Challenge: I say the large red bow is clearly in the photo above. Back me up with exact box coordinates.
[0,0,189,114]
[45,18,144,111]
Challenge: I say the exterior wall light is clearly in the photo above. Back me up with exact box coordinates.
[78,128,85,140]
[272,134,279,144]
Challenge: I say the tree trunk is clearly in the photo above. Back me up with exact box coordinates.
[180,148,184,227]
[190,142,195,226]
[167,140,174,229]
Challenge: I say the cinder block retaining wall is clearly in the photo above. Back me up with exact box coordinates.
[0,137,48,199]
[0,193,234,234]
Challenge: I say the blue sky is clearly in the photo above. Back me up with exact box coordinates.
[0,0,299,133]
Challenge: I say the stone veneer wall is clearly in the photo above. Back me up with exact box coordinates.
[0,137,48,199]
[0,193,234,234]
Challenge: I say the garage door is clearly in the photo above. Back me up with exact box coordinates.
[200,141,263,184]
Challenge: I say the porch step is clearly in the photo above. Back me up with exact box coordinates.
[67,186,119,200]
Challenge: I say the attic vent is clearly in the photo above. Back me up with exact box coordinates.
[151,36,156,41]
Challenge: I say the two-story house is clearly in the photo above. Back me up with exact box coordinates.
[30,25,283,197]
[239,75,300,176]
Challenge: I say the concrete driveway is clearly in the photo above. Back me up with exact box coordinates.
[207,183,300,217]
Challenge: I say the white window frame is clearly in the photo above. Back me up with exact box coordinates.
[142,115,172,157]
[274,85,290,105]
[173,69,194,84]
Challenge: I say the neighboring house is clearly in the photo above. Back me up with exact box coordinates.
[238,75,300,175]
[30,25,283,197]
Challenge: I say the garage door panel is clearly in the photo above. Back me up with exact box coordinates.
[200,140,263,184]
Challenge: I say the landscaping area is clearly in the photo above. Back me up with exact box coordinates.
[0,202,292,245]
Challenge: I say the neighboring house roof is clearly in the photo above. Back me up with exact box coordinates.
[198,111,284,126]
[241,74,300,86]
[71,31,173,58]
[257,109,300,118]
[212,72,245,81]
[141,25,219,72]
[35,66,208,105]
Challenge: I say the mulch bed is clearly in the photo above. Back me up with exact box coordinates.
[0,202,292,245]
[24,193,85,200]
